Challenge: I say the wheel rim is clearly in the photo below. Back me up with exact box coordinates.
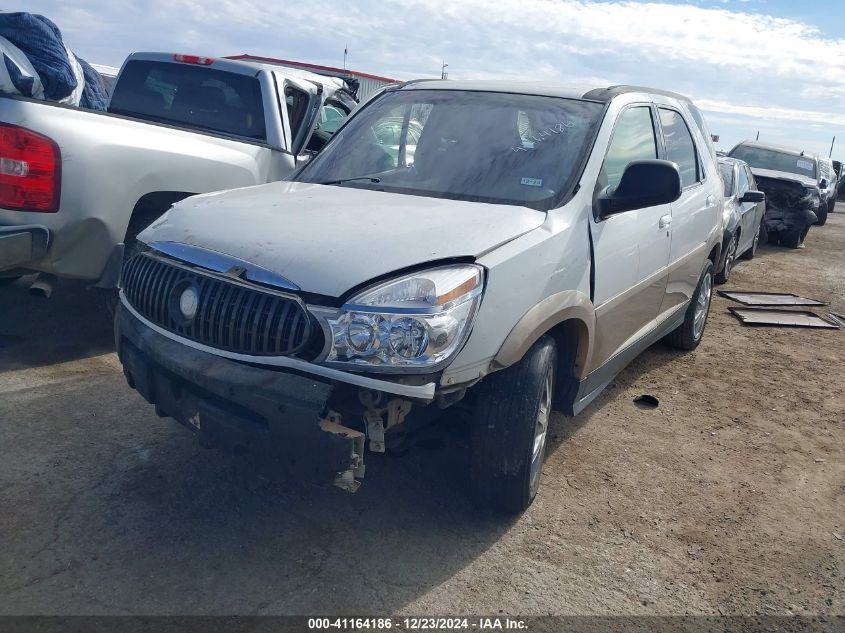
[693,271,712,341]
[724,234,737,278]
[529,371,553,496]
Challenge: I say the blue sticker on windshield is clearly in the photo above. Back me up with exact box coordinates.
[520,177,543,187]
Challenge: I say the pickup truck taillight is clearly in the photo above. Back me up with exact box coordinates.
[0,123,61,213]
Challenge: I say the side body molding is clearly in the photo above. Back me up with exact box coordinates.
[491,290,595,380]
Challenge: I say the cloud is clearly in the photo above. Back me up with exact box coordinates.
[11,0,845,154]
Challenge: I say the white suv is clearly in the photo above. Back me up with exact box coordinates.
[115,82,723,513]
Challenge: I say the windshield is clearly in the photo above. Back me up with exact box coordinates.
[109,60,266,141]
[719,162,734,197]
[295,89,604,209]
[729,145,817,179]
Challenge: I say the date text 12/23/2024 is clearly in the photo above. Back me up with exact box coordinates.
[308,618,528,630]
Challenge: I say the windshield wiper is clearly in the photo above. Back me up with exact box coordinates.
[316,176,381,186]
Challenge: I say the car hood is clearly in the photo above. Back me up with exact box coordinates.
[139,181,545,297]
[750,167,817,189]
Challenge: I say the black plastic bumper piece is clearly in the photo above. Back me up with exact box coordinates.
[115,302,352,485]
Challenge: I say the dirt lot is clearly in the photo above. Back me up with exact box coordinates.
[1,210,843,618]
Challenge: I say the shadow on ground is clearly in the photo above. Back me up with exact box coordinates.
[0,278,114,373]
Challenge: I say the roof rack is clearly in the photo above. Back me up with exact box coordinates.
[581,84,692,103]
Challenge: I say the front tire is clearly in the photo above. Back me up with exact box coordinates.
[470,336,557,514]
[664,261,713,351]
[781,228,804,249]
[815,203,828,226]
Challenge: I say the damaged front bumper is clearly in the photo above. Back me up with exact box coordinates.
[115,299,408,489]
[756,177,819,234]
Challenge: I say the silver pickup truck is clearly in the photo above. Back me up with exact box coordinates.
[0,52,356,294]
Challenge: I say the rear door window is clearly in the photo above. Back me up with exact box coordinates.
[602,106,658,190]
[109,60,266,140]
[658,108,700,188]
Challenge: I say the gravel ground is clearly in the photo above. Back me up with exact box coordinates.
[0,209,843,618]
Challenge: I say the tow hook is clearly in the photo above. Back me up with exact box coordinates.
[319,412,365,493]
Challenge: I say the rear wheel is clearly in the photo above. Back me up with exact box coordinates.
[664,261,713,351]
[715,232,737,284]
[470,336,557,514]
[740,221,761,260]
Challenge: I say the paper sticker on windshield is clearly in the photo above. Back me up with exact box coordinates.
[797,159,813,171]
[520,177,543,188]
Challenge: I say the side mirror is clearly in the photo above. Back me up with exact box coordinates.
[597,159,682,218]
[819,179,828,189]
[739,190,765,204]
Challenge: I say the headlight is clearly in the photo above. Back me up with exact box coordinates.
[324,265,484,372]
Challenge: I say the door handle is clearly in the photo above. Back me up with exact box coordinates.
[659,215,672,229]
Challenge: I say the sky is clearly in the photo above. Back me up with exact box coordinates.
[10,0,845,158]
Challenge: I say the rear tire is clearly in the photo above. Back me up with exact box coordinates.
[715,232,737,284]
[740,221,761,260]
[470,336,557,514]
[664,261,713,351]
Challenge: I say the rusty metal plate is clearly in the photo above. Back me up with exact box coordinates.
[718,291,827,306]
[728,307,839,329]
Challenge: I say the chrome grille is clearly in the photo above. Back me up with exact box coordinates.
[122,253,313,356]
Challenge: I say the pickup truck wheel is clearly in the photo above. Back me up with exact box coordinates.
[715,232,737,284]
[815,204,828,226]
[470,335,557,514]
[664,261,713,351]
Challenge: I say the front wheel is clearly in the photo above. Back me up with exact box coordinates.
[815,204,828,226]
[780,228,804,249]
[664,261,713,351]
[470,336,557,514]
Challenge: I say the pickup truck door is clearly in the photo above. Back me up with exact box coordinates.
[276,74,323,159]
[590,103,672,366]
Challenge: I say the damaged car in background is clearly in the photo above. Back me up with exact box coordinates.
[715,156,766,284]
[728,141,822,247]
[114,82,723,513]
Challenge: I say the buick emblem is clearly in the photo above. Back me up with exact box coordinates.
[179,286,199,320]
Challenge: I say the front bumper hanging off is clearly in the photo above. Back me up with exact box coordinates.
[115,302,366,488]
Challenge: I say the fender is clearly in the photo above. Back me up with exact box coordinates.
[491,289,595,380]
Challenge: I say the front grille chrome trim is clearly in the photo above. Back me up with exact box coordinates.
[121,252,312,357]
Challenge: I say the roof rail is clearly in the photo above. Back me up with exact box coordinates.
[581,84,692,103]
[389,78,441,91]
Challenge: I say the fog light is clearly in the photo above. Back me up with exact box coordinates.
[389,317,429,359]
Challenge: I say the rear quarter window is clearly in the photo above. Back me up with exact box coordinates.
[109,60,266,141]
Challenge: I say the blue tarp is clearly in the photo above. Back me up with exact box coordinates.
[0,12,106,110]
